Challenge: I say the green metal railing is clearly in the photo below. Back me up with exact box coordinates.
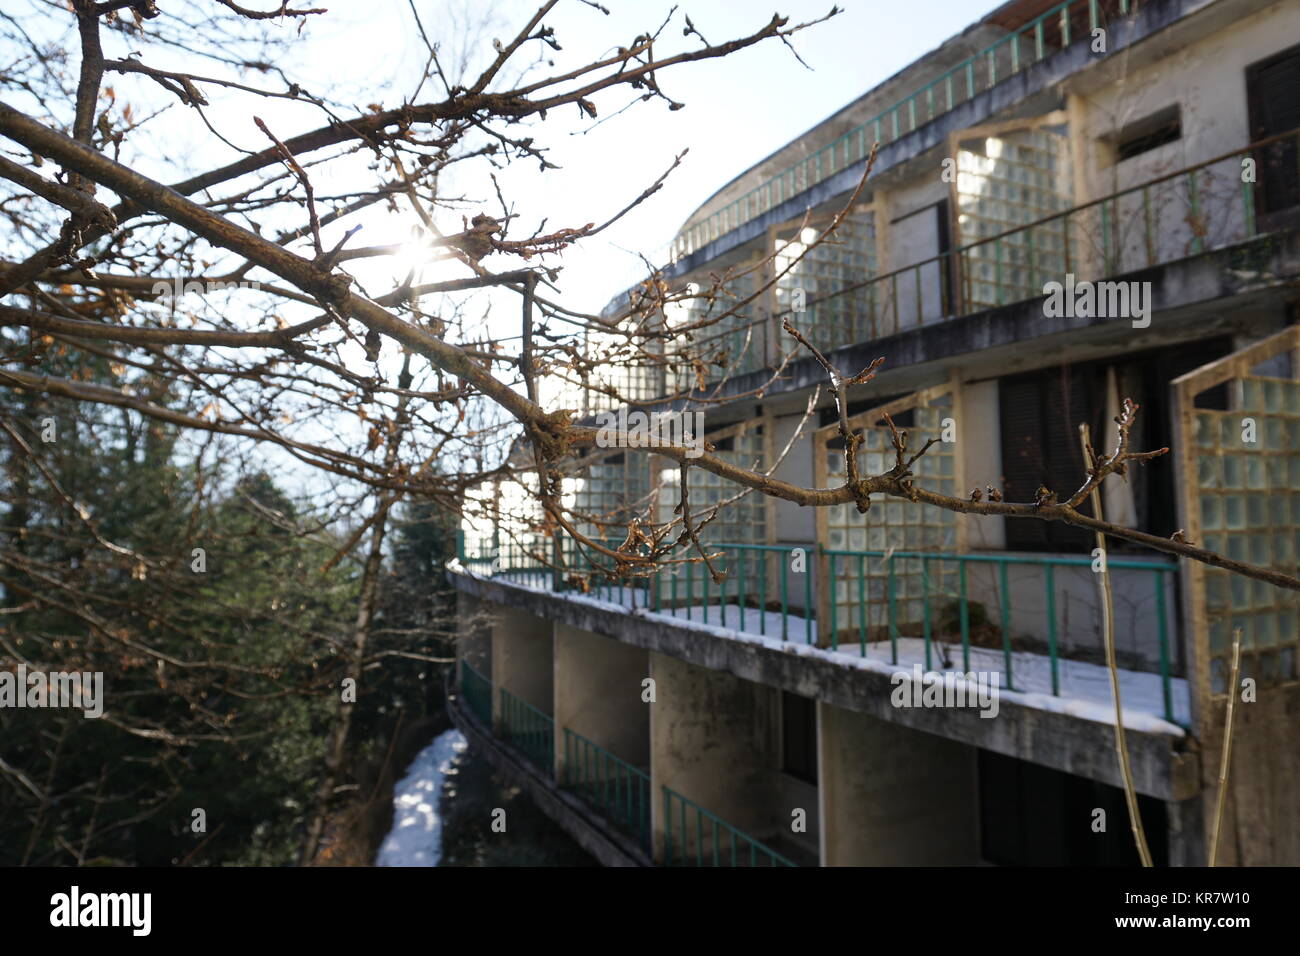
[498,686,555,777]
[652,542,815,644]
[461,533,564,590]
[460,659,493,728]
[466,534,817,643]
[457,528,495,574]
[662,786,796,867]
[822,547,1177,723]
[561,728,652,854]
[464,531,662,607]
[462,528,1184,724]
[675,0,1140,258]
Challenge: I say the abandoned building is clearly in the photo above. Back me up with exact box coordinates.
[448,0,1300,866]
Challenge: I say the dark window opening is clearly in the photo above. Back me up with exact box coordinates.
[937,198,956,316]
[1246,43,1300,226]
[1000,344,1232,550]
[1193,384,1231,410]
[1114,106,1182,162]
[781,691,817,785]
[998,364,1105,551]
[978,749,1168,866]
[884,407,916,429]
[1118,338,1232,539]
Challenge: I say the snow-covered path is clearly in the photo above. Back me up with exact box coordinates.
[375,729,466,867]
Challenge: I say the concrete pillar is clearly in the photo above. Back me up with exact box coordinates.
[818,701,980,865]
[553,623,650,777]
[490,605,554,725]
[649,651,791,863]
[1065,92,1099,205]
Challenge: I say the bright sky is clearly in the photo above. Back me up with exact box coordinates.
[301,0,1006,315]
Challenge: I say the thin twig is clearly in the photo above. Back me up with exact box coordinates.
[1209,627,1243,866]
[1081,422,1152,867]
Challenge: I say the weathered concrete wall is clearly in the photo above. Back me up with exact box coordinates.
[885,172,951,226]
[649,651,783,861]
[881,175,951,326]
[819,701,981,865]
[1077,0,1300,190]
[1166,793,1208,867]
[553,623,651,775]
[1200,685,1300,865]
[771,763,821,861]
[490,605,554,722]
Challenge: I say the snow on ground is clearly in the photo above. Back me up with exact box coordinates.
[375,729,466,867]
[464,567,1190,736]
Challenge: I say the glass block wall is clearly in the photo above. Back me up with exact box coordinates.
[654,425,768,603]
[955,126,1073,311]
[477,473,552,578]
[1191,374,1300,694]
[666,271,761,393]
[576,325,666,415]
[550,449,654,593]
[569,451,652,544]
[823,392,960,644]
[774,212,878,352]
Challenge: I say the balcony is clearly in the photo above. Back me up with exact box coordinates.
[622,126,1300,404]
[458,535,1189,731]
